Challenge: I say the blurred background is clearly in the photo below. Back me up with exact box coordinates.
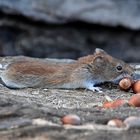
[0,0,140,62]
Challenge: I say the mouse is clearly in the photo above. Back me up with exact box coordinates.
[0,48,134,92]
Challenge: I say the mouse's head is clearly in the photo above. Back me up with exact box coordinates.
[79,48,134,84]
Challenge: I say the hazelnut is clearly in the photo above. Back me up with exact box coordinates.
[107,119,124,127]
[128,93,140,107]
[119,77,132,91]
[103,99,125,108]
[132,80,140,94]
[61,114,81,125]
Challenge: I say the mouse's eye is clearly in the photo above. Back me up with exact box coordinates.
[116,65,123,72]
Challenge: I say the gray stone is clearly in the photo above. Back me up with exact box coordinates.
[0,19,140,62]
[0,0,140,29]
[0,0,140,62]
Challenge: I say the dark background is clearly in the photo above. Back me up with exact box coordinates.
[0,0,140,62]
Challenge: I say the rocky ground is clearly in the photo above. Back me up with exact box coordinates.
[0,57,140,140]
[0,1,140,139]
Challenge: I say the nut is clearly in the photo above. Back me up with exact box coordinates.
[61,114,81,125]
[103,99,125,108]
[119,77,132,91]
[128,93,140,107]
[132,80,140,94]
[107,119,124,127]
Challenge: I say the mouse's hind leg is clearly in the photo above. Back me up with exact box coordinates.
[0,71,28,89]
[0,70,42,89]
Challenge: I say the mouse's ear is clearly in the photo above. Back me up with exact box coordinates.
[94,48,107,55]
[94,56,105,63]
[93,56,106,68]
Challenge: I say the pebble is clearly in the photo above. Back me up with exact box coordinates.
[124,116,140,128]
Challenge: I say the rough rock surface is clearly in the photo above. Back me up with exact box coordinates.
[1,0,140,29]
[0,57,140,140]
[0,19,140,62]
[0,0,140,62]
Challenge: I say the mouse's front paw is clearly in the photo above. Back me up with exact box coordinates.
[87,86,102,93]
[91,87,102,92]
[84,82,102,92]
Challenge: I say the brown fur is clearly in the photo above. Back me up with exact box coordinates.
[1,48,134,89]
